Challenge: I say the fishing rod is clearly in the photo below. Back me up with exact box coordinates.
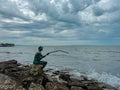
[45,50,69,56]
[48,50,69,54]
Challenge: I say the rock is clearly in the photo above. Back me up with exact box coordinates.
[59,73,70,82]
[22,79,32,89]
[0,74,9,84]
[46,82,69,90]
[29,83,45,90]
[0,78,17,90]
[68,78,104,90]
[8,69,30,80]
[79,75,88,81]
[103,88,117,90]
[70,86,85,90]
[45,68,54,72]
[87,85,103,90]
[30,64,43,76]
[53,70,61,75]
[99,83,117,90]
[70,77,81,82]
[0,60,17,65]
[16,86,25,90]
[44,74,54,82]
[68,80,86,89]
[0,60,19,74]
[0,60,118,90]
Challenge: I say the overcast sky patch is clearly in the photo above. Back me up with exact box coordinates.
[0,0,120,45]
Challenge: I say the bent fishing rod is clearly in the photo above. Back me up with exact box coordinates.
[45,50,69,56]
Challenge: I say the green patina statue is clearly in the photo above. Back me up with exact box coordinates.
[33,46,49,68]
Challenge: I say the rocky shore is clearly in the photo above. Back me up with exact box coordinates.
[0,60,117,90]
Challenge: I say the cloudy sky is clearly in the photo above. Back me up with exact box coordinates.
[0,0,120,45]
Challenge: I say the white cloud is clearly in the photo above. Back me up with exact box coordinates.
[78,7,95,24]
[0,29,31,36]
[9,30,31,34]
[77,0,120,24]
[33,13,48,21]
[98,0,120,11]
[1,17,33,24]
[98,29,109,33]
[59,30,77,37]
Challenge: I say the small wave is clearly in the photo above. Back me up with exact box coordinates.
[86,70,120,89]
[44,65,120,89]
[62,69,120,89]
[92,59,101,61]
[115,60,120,62]
[100,50,120,53]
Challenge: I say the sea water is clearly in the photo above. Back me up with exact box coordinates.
[0,45,120,89]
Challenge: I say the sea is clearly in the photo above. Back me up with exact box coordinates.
[0,45,120,89]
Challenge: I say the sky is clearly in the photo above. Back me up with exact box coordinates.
[0,0,120,46]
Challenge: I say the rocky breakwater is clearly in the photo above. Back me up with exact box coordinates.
[0,60,117,90]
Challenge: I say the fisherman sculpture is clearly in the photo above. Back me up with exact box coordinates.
[33,46,49,68]
[33,46,69,68]
[31,46,69,76]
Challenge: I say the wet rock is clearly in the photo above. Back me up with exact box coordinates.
[79,75,88,81]
[53,70,61,75]
[82,80,103,90]
[45,68,54,72]
[59,73,70,82]
[99,83,117,90]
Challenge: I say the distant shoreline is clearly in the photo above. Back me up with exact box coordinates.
[0,43,15,47]
[15,44,120,47]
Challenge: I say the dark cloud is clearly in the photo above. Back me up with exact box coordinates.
[69,0,99,13]
[92,7,104,16]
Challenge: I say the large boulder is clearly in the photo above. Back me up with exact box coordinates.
[0,60,20,74]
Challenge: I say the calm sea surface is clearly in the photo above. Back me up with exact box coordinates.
[0,45,120,88]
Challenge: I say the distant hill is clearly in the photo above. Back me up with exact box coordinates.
[0,43,15,47]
